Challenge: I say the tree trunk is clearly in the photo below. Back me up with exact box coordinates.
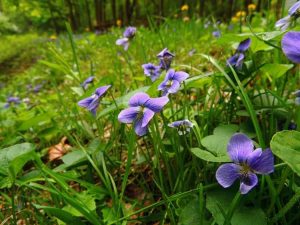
[111,0,117,25]
[66,0,77,31]
[85,0,93,30]
[48,1,59,34]
[159,0,164,17]
[199,0,205,17]
[94,0,102,29]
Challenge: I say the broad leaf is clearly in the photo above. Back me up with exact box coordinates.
[260,63,293,80]
[206,189,267,225]
[270,130,300,176]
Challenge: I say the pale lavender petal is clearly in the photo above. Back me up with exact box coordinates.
[275,16,291,31]
[157,48,175,58]
[129,92,150,107]
[141,109,155,127]
[248,148,274,174]
[235,53,245,68]
[165,69,176,80]
[118,107,140,123]
[227,133,254,163]
[87,97,100,114]
[173,71,189,82]
[123,42,130,51]
[282,31,300,63]
[237,38,251,52]
[240,172,258,194]
[144,96,169,112]
[168,80,181,94]
[116,37,128,46]
[134,118,148,136]
[81,76,95,89]
[288,2,300,16]
[216,163,240,188]
[95,85,111,97]
[78,96,95,108]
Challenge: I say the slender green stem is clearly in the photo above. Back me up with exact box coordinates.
[223,191,241,225]
[11,183,17,225]
[271,190,300,224]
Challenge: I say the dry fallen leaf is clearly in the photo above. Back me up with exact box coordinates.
[48,137,71,161]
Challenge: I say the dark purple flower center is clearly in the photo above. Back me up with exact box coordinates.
[239,163,251,177]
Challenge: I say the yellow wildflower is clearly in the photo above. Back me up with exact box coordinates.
[49,35,57,40]
[116,19,122,27]
[231,16,239,23]
[236,10,246,18]
[248,4,256,11]
[181,4,189,11]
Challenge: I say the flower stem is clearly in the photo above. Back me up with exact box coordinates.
[223,191,241,225]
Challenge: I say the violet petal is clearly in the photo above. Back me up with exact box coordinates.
[240,172,258,194]
[216,163,240,188]
[227,133,254,163]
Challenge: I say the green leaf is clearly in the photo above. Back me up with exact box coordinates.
[0,143,35,187]
[63,192,96,217]
[201,124,239,156]
[206,189,267,225]
[61,150,86,166]
[251,37,273,53]
[260,63,293,80]
[178,197,201,225]
[33,205,85,225]
[270,130,300,176]
[191,148,230,162]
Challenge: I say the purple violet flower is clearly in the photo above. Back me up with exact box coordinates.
[142,63,161,82]
[282,31,300,64]
[157,48,175,70]
[123,26,136,38]
[158,69,189,96]
[4,96,21,108]
[118,92,169,136]
[33,84,43,93]
[227,38,251,68]
[212,30,221,38]
[116,26,136,51]
[168,119,193,135]
[275,1,300,30]
[81,76,95,90]
[216,133,274,194]
[78,85,111,115]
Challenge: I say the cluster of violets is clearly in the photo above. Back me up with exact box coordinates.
[4,96,21,108]
[79,27,192,137]
[76,25,278,194]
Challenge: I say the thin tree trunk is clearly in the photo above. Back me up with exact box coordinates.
[159,0,164,17]
[94,0,102,29]
[111,0,117,25]
[85,0,93,30]
[48,1,59,34]
[66,0,77,31]
[199,0,205,17]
